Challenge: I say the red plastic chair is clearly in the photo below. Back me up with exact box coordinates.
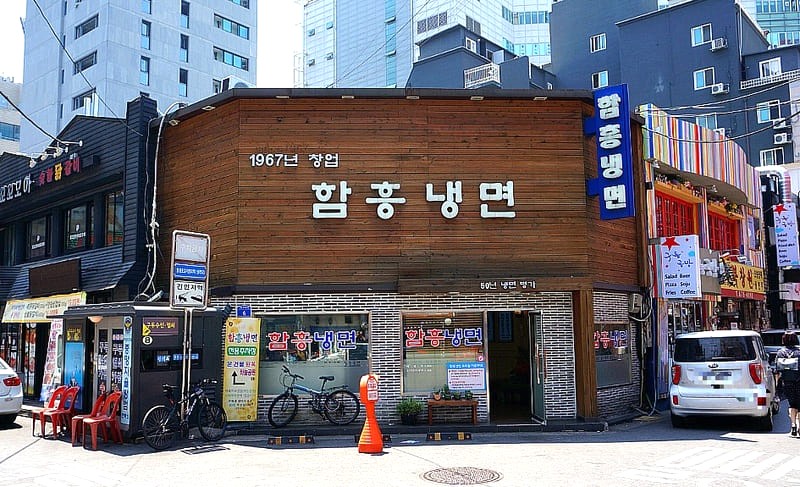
[71,393,107,445]
[31,385,68,437]
[40,386,80,438]
[82,391,122,450]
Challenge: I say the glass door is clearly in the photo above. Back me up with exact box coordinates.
[528,312,546,422]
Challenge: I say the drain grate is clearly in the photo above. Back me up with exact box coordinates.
[421,467,503,485]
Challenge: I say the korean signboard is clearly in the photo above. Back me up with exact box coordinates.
[222,318,261,421]
[170,230,211,309]
[1,291,86,323]
[774,203,800,267]
[721,260,765,301]
[585,84,635,220]
[658,235,701,299]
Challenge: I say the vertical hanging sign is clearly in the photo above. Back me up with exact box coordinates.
[585,84,635,219]
[222,317,261,421]
[121,316,133,428]
[659,234,701,299]
[775,202,800,267]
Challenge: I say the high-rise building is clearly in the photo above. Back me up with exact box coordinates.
[0,77,21,155]
[18,0,257,154]
[302,0,554,88]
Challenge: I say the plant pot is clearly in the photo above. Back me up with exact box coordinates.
[433,393,441,401]
[400,413,418,426]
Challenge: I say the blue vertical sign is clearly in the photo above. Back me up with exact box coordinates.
[585,84,636,220]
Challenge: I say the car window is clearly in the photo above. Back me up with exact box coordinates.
[0,357,9,370]
[674,336,756,362]
[760,332,784,347]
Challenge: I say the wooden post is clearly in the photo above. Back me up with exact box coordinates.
[573,290,598,419]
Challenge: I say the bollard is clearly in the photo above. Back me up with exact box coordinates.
[357,373,383,453]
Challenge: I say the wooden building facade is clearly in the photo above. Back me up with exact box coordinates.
[154,88,648,424]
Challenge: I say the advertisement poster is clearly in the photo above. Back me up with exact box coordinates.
[121,316,133,428]
[64,340,85,410]
[446,362,486,391]
[222,318,260,421]
[775,203,800,267]
[658,234,701,299]
[39,319,63,402]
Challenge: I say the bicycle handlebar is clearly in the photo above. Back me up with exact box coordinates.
[161,378,218,391]
[281,365,304,381]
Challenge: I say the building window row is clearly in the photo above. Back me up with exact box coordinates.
[501,6,550,25]
[757,0,800,13]
[75,14,98,39]
[504,40,550,57]
[416,11,447,34]
[0,122,20,141]
[228,0,249,8]
[214,14,250,39]
[73,51,97,74]
[213,46,249,71]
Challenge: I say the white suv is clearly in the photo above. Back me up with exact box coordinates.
[0,357,22,425]
[670,330,777,431]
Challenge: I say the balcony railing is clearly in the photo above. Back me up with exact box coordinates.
[464,63,500,89]
[740,69,800,90]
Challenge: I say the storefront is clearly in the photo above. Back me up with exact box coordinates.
[719,258,767,330]
[152,87,649,424]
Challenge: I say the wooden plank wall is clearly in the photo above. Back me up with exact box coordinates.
[157,96,642,293]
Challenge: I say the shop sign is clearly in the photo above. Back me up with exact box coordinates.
[699,248,721,295]
[658,235,701,299]
[781,282,800,301]
[1,291,87,323]
[585,84,635,220]
[222,318,261,422]
[0,155,84,207]
[121,316,133,427]
[775,203,800,267]
[478,278,536,292]
[721,259,765,300]
[404,325,484,349]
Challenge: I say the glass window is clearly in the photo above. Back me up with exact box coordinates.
[656,193,696,237]
[693,67,714,89]
[73,51,97,74]
[229,0,249,7]
[181,1,190,29]
[141,20,151,50]
[105,190,124,246]
[595,322,632,387]
[27,216,48,260]
[708,213,740,251]
[214,14,249,39]
[65,204,93,251]
[691,23,712,46]
[179,68,188,97]
[141,0,151,14]
[760,57,782,77]
[0,122,20,141]
[591,70,608,89]
[180,34,189,62]
[140,56,150,85]
[259,314,370,395]
[695,114,718,129]
[213,47,249,71]
[757,100,782,123]
[402,312,484,393]
[72,89,96,113]
[590,33,606,53]
[213,79,222,94]
[75,14,98,38]
[760,147,785,166]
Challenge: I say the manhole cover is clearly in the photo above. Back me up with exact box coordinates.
[421,467,503,485]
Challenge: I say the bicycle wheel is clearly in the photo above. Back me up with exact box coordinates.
[197,401,227,441]
[141,405,179,450]
[268,393,298,428]
[324,390,360,425]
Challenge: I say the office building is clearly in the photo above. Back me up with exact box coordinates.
[18,0,257,154]
[0,78,21,155]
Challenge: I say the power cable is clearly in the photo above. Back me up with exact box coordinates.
[0,89,60,142]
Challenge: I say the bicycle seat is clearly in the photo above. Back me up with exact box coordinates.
[319,376,334,381]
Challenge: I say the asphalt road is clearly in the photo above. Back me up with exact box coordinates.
[2,404,800,487]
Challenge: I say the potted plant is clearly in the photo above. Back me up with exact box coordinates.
[452,391,462,400]
[396,397,423,425]
[442,384,452,400]
[464,390,473,400]
[432,388,442,401]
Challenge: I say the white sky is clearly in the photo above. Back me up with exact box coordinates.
[0,0,302,87]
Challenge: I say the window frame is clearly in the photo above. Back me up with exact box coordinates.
[760,147,785,166]
[141,20,151,50]
[75,14,98,39]
[590,33,606,53]
[140,56,150,86]
[591,70,609,89]
[760,57,782,78]
[180,1,190,29]
[0,122,20,141]
[73,51,97,74]
[695,114,718,130]
[105,190,124,246]
[691,23,712,46]
[179,68,188,97]
[757,100,782,123]
[180,34,189,62]
[27,216,49,261]
[693,67,715,90]
[64,203,93,253]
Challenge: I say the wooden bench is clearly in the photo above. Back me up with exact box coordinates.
[427,399,478,425]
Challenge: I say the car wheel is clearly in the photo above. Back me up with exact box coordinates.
[0,413,17,426]
[756,408,774,432]
[670,412,687,428]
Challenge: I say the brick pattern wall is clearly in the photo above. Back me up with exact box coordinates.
[593,292,642,419]
[213,291,579,424]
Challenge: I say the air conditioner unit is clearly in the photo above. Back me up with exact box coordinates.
[710,37,727,51]
[773,118,789,129]
[221,75,253,91]
[775,132,791,144]
[710,83,729,95]
[713,127,728,137]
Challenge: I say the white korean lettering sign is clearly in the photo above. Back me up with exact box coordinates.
[170,230,211,309]
[659,234,701,299]
[775,202,800,267]
[585,84,635,219]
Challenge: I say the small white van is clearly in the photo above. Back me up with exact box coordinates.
[670,330,778,431]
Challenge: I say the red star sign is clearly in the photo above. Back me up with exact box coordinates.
[775,203,786,215]
[662,236,679,250]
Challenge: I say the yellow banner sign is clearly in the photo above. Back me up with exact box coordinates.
[720,260,765,300]
[1,292,87,323]
[222,317,261,422]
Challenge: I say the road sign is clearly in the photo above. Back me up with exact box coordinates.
[236,305,252,317]
[172,280,206,307]
[174,263,207,281]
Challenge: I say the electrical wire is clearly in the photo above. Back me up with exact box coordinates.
[0,89,60,143]
[29,0,144,138]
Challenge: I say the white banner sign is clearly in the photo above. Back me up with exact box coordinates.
[775,203,800,267]
[659,234,701,299]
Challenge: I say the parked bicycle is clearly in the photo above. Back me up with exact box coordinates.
[141,378,227,450]
[268,365,360,427]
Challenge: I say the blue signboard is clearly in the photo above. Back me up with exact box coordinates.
[174,262,207,281]
[584,84,636,220]
[236,305,252,317]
